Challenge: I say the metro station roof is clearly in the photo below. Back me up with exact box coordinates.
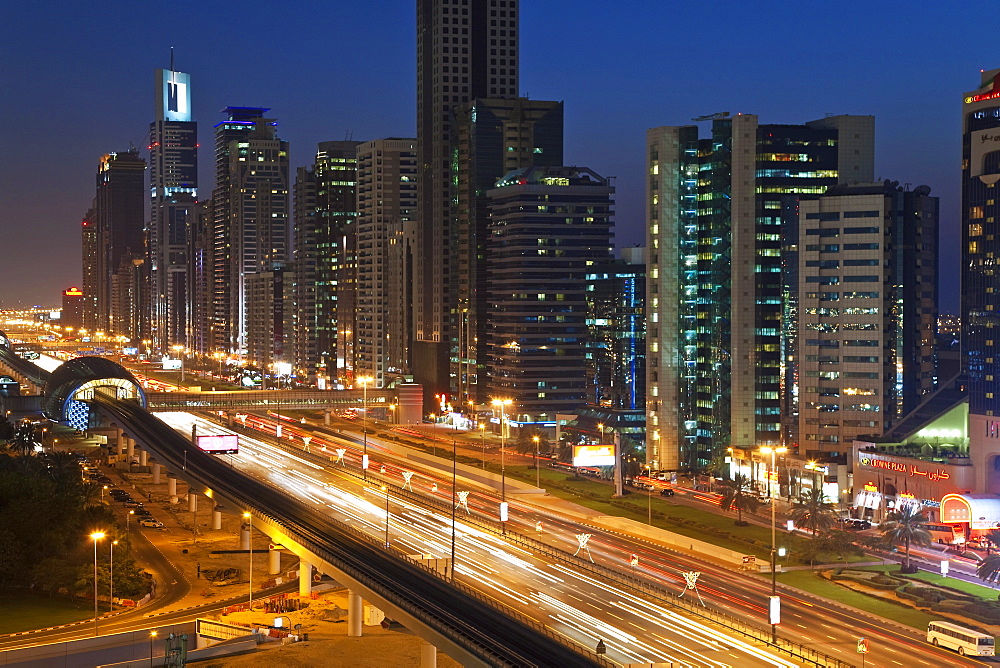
[41,356,146,423]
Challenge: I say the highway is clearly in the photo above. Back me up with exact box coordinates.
[155,411,803,667]
[219,411,992,668]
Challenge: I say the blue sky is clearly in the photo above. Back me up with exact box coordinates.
[2,0,995,311]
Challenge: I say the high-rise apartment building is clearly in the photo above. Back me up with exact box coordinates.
[292,165,319,382]
[148,66,198,350]
[414,0,519,400]
[645,114,874,471]
[796,181,938,453]
[211,107,289,355]
[586,247,646,411]
[185,199,213,357]
[246,268,295,374]
[451,97,563,405]
[963,68,1000,491]
[81,205,98,332]
[95,149,146,336]
[486,166,613,424]
[61,287,85,330]
[355,138,418,388]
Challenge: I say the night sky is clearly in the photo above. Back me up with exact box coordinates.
[1,0,994,312]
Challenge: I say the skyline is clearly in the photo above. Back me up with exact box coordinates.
[3,1,996,311]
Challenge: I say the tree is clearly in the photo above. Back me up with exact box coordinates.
[515,427,549,457]
[790,488,838,536]
[7,422,36,457]
[819,530,865,562]
[718,474,759,526]
[976,529,1000,585]
[878,504,931,573]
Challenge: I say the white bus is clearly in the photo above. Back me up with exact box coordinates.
[927,620,995,656]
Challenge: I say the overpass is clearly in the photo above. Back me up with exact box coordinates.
[0,350,608,667]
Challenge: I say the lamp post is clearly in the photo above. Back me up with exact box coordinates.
[451,437,457,580]
[533,435,540,489]
[90,531,105,636]
[171,345,185,382]
[149,629,158,667]
[102,485,108,504]
[759,445,787,643]
[491,399,512,531]
[127,509,134,533]
[109,539,117,613]
[360,376,373,480]
[479,424,486,469]
[243,512,252,610]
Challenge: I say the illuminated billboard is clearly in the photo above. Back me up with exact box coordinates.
[162,358,182,370]
[572,444,616,467]
[156,68,191,122]
[197,434,239,455]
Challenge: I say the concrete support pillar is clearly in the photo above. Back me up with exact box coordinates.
[126,437,135,458]
[151,463,161,484]
[347,590,363,637]
[420,641,437,668]
[139,449,148,467]
[212,506,223,530]
[116,431,125,456]
[269,548,281,575]
[167,475,177,497]
[188,492,198,513]
[324,409,331,426]
[299,560,312,596]
[240,526,250,551]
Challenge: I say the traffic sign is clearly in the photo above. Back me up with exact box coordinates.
[629,553,639,567]
[857,637,869,654]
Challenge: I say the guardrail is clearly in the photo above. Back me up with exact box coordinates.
[213,414,853,668]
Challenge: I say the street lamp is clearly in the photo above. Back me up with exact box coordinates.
[90,531,106,636]
[127,509,134,534]
[759,445,787,643]
[102,485,108,504]
[110,539,118,613]
[243,512,252,609]
[491,398,512,532]
[479,424,486,469]
[172,345,185,382]
[533,435,540,489]
[149,629,158,667]
[359,376,373,480]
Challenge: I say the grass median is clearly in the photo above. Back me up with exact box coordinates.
[0,594,93,634]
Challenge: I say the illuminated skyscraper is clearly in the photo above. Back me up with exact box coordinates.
[211,107,289,355]
[414,0,519,402]
[81,205,98,331]
[645,114,874,472]
[148,65,198,351]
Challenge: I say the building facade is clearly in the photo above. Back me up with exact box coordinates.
[486,166,613,425]
[645,114,874,472]
[355,138,417,388]
[211,107,289,355]
[414,0,520,400]
[450,97,563,406]
[148,66,198,351]
[797,181,938,453]
[95,150,146,336]
[81,206,98,332]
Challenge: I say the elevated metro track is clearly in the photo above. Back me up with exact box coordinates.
[90,396,608,668]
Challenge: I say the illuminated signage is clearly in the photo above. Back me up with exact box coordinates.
[573,444,616,467]
[63,287,84,296]
[863,482,878,493]
[965,90,1000,104]
[196,434,239,455]
[858,456,951,481]
[156,69,191,122]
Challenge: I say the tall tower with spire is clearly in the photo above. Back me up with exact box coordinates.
[148,53,198,351]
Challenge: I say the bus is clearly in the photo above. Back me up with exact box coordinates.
[927,620,995,656]
[921,523,963,545]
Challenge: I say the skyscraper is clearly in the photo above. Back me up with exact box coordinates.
[796,181,938,453]
[645,114,874,472]
[211,107,289,355]
[148,65,198,351]
[414,0,519,401]
[356,138,418,388]
[95,149,146,336]
[486,166,613,424]
[962,68,1000,491]
[81,205,98,332]
[451,97,563,406]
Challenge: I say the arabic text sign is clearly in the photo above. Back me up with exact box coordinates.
[858,456,950,481]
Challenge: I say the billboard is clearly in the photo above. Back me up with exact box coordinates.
[572,444,616,467]
[197,434,239,455]
[162,358,182,370]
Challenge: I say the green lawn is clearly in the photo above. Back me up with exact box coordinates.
[774,570,941,630]
[0,594,94,634]
[861,564,1000,599]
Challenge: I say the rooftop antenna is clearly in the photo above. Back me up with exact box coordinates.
[170,46,175,72]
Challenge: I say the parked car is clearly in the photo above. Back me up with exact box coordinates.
[660,487,675,497]
[123,500,144,508]
[139,519,163,529]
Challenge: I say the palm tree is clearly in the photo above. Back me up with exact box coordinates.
[718,474,760,526]
[790,488,839,536]
[515,427,549,456]
[879,504,932,573]
[976,529,1000,585]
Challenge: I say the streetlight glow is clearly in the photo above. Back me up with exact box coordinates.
[758,445,787,643]
[90,531,106,636]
